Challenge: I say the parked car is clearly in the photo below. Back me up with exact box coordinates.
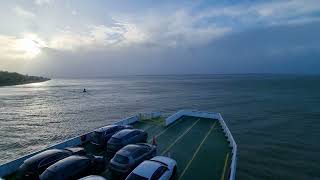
[109,143,156,175]
[107,129,148,154]
[40,155,106,180]
[78,175,106,180]
[91,125,132,147]
[17,147,85,179]
[125,156,177,180]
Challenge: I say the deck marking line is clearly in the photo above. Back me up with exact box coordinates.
[178,121,217,180]
[220,153,230,180]
[160,119,200,155]
[147,117,185,143]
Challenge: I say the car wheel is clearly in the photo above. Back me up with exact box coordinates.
[170,166,177,180]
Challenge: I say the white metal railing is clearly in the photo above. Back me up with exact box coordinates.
[218,113,237,180]
[165,110,237,180]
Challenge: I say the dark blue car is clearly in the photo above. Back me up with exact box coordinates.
[91,125,132,147]
[17,147,85,179]
[107,129,148,154]
[39,155,105,180]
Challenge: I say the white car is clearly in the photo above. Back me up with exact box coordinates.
[125,156,177,180]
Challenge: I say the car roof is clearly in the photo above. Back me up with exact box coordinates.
[117,144,144,156]
[150,156,175,166]
[94,125,118,133]
[45,155,89,172]
[24,149,67,165]
[136,143,153,148]
[112,129,143,139]
[132,160,162,178]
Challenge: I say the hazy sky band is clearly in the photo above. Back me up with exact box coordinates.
[0,0,320,76]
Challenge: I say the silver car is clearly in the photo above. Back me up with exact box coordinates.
[109,143,157,175]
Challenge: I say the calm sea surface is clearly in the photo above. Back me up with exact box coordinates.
[0,75,319,179]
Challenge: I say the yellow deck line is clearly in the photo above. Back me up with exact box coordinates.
[178,121,217,180]
[160,119,200,155]
[147,117,185,143]
[220,153,230,180]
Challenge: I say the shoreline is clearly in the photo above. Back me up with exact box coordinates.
[0,79,50,87]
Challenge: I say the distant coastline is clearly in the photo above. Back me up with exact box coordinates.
[0,71,50,87]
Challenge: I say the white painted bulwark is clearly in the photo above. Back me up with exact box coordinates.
[165,110,220,126]
[114,115,139,125]
[0,134,89,177]
[165,110,237,180]
[138,112,162,120]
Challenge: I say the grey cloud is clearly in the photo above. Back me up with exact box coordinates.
[22,22,320,77]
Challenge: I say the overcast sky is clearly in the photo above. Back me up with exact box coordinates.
[0,0,320,77]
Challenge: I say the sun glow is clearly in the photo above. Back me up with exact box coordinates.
[20,38,41,57]
[14,34,46,59]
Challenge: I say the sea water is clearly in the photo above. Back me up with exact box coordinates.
[1,74,319,179]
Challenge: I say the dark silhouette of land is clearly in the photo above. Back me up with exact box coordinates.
[0,71,50,87]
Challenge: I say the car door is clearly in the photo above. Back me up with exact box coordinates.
[132,149,142,166]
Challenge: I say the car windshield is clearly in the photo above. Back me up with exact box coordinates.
[126,173,148,180]
[114,154,129,164]
[92,131,103,144]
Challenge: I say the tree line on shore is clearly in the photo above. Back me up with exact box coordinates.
[0,71,50,86]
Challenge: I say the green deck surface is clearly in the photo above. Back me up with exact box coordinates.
[5,116,232,180]
[131,116,232,180]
